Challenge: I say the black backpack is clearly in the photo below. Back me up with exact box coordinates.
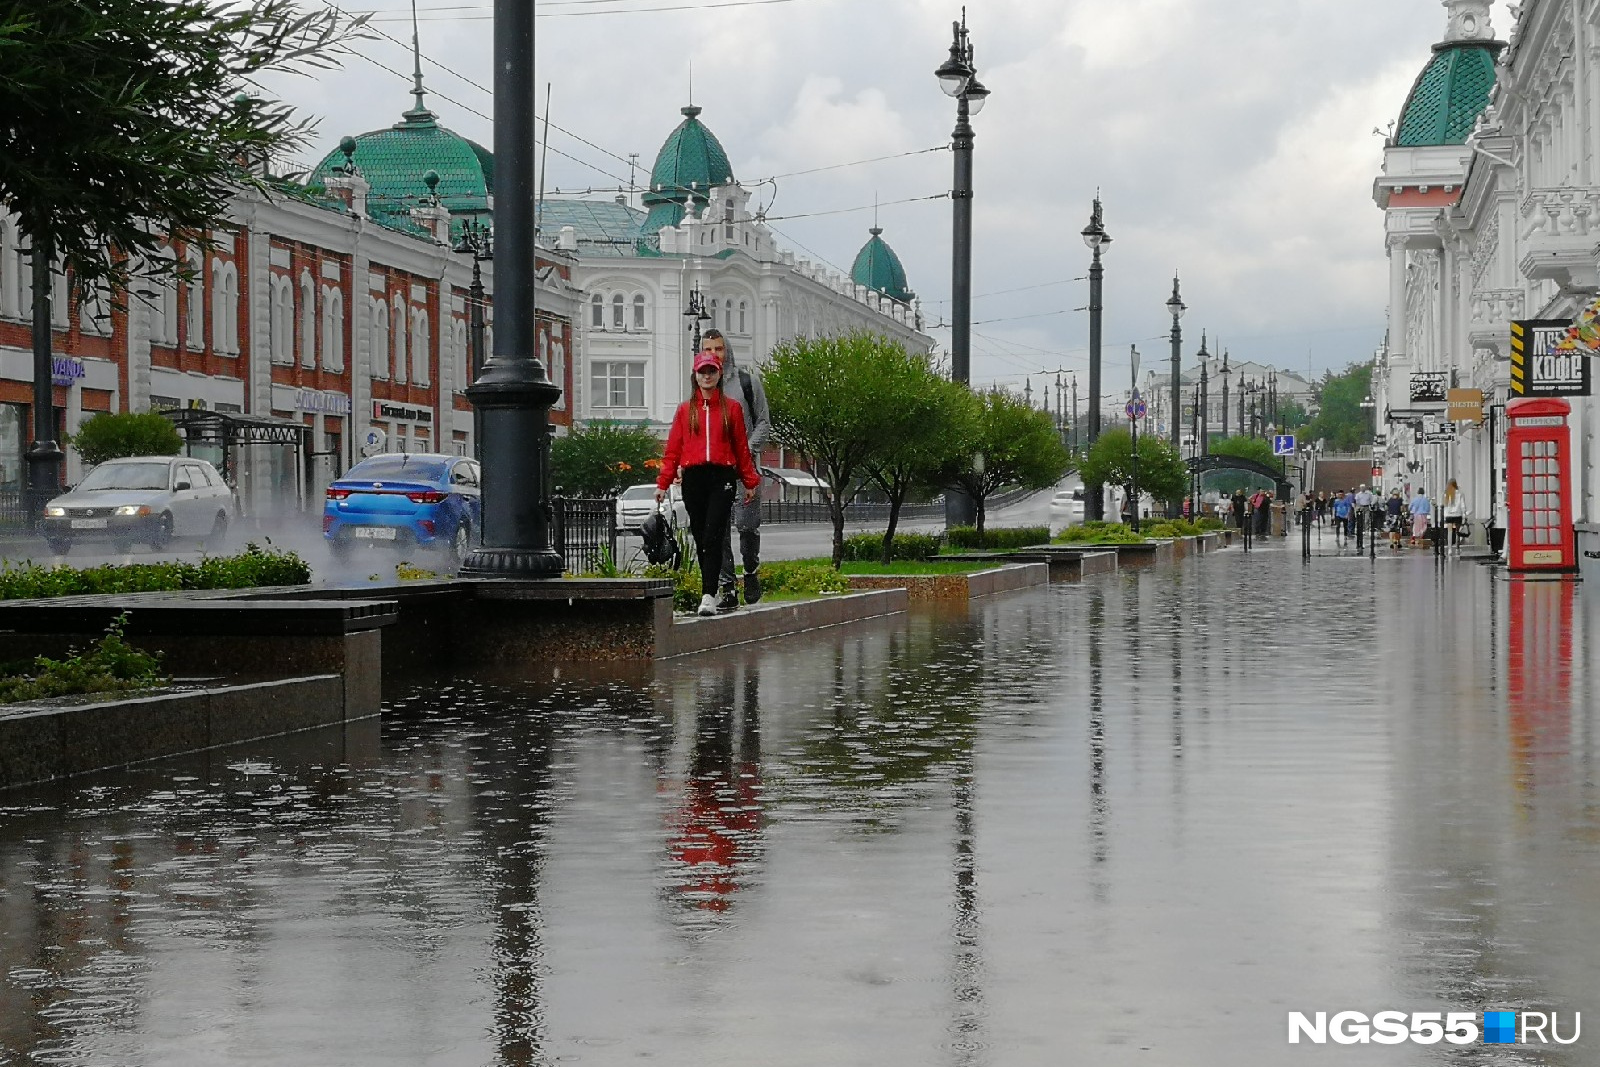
[640,506,681,567]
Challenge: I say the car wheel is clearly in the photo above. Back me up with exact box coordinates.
[449,521,471,566]
[149,512,174,550]
[46,538,71,555]
[208,511,229,546]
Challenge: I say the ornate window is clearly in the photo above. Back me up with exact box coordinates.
[371,298,390,379]
[213,261,239,355]
[185,248,204,350]
[738,300,747,335]
[611,292,624,329]
[321,286,345,371]
[392,297,408,384]
[591,292,604,329]
[411,307,429,385]
[298,270,316,368]
[632,293,646,330]
[453,318,468,389]
[590,361,645,408]
[270,275,293,364]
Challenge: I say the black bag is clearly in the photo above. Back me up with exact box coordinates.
[640,505,680,567]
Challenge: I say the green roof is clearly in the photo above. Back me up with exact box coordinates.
[308,106,493,234]
[850,228,913,304]
[640,106,734,234]
[1395,42,1500,147]
[535,199,647,256]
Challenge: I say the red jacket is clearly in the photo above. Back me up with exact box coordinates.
[658,392,761,490]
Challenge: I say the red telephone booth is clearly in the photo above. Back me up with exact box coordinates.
[1505,397,1577,573]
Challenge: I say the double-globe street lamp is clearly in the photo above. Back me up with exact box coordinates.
[935,11,990,528]
[1081,199,1111,520]
[453,220,493,462]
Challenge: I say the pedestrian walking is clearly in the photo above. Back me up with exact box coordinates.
[1315,490,1329,527]
[657,352,761,616]
[1352,484,1376,550]
[1231,489,1247,531]
[1408,486,1432,546]
[700,330,771,608]
[1331,490,1352,542]
[1254,490,1273,536]
[1385,488,1405,549]
[1442,478,1470,553]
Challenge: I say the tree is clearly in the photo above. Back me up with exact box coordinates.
[938,389,1072,537]
[1078,428,1188,511]
[1302,361,1376,452]
[551,422,663,497]
[765,332,911,567]
[860,360,973,564]
[68,412,183,467]
[0,0,354,293]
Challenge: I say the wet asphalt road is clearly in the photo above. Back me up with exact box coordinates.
[1,536,1596,1065]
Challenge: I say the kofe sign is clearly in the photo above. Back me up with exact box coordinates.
[1511,320,1593,397]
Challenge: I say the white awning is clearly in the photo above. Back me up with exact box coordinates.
[769,468,827,490]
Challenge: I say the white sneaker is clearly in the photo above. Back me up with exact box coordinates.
[697,594,717,617]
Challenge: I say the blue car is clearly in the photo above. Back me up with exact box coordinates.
[323,452,481,562]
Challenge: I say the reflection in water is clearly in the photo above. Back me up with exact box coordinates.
[1508,577,1576,795]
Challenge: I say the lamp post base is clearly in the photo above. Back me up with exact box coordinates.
[460,546,564,578]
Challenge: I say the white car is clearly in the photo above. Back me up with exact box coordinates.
[1049,485,1086,528]
[616,482,688,532]
[40,455,237,554]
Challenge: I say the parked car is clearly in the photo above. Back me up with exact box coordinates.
[323,452,480,562]
[616,482,688,532]
[41,455,236,554]
[1049,485,1086,528]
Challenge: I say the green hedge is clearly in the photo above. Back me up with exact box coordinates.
[841,531,942,562]
[945,525,1051,550]
[1053,521,1147,545]
[0,544,311,600]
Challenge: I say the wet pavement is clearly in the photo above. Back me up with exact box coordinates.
[1,538,1597,1065]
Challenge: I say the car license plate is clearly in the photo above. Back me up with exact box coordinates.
[353,527,397,540]
[70,518,108,530]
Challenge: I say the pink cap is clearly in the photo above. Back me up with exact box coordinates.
[693,352,722,374]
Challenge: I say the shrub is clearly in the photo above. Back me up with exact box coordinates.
[1053,521,1147,545]
[757,560,851,597]
[68,411,183,467]
[644,562,701,613]
[945,525,1051,550]
[0,613,166,704]
[0,543,310,600]
[1196,516,1224,531]
[841,531,942,562]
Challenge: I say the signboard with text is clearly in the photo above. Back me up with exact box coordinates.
[1409,371,1447,404]
[1511,319,1592,397]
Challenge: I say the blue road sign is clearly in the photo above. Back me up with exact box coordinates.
[1273,433,1296,456]
[1126,396,1147,421]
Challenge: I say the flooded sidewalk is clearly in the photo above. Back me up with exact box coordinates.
[1,544,1596,1065]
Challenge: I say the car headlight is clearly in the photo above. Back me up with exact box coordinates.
[45,505,66,517]
[114,505,152,517]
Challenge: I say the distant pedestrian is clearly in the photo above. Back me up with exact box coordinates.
[657,352,762,616]
[1409,486,1432,546]
[1442,478,1469,553]
[1316,491,1329,526]
[1254,490,1272,536]
[1331,490,1352,541]
[1231,489,1247,531]
[1385,489,1404,549]
[1182,495,1193,521]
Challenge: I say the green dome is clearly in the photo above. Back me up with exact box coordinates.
[640,105,734,235]
[851,228,913,305]
[309,104,493,231]
[1395,41,1501,147]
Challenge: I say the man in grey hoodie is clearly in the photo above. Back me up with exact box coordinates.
[701,330,771,609]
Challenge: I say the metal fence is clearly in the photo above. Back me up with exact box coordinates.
[759,486,1041,526]
[552,496,618,575]
[0,490,32,536]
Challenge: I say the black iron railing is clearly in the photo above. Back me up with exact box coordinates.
[0,490,32,536]
[759,485,1038,525]
[552,496,618,575]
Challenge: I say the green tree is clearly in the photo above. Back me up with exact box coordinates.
[68,412,183,467]
[938,389,1073,537]
[1200,435,1285,496]
[860,362,974,564]
[765,332,914,567]
[1302,361,1376,452]
[1078,428,1189,510]
[551,421,663,497]
[0,0,354,294]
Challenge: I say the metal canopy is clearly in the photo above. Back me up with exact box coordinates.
[158,408,308,446]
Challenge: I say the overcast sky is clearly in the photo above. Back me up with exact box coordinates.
[260,0,1513,393]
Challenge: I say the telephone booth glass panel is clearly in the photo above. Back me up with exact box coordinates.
[1505,397,1576,572]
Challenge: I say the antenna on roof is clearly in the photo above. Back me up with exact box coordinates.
[689,60,694,108]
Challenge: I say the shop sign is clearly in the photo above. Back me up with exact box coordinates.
[295,388,352,416]
[1409,372,1447,404]
[50,357,85,387]
[373,400,433,424]
[1511,319,1592,397]
[1446,388,1485,423]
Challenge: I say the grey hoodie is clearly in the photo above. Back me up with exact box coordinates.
[718,348,771,454]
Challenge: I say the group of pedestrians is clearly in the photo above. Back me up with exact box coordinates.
[1227,488,1276,537]
[1291,480,1471,552]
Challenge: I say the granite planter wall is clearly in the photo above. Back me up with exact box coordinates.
[846,563,1048,603]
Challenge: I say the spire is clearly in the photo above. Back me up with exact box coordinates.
[402,0,436,125]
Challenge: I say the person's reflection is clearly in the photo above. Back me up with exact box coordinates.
[665,663,763,915]
[1507,578,1576,798]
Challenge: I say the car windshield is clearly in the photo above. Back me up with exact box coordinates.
[346,456,449,482]
[78,462,170,491]
[621,486,656,500]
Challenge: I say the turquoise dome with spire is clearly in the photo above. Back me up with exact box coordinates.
[639,105,735,236]
[1395,1,1503,147]
[851,227,914,305]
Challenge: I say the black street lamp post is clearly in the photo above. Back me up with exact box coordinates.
[684,284,712,356]
[1166,275,1184,449]
[1081,198,1110,520]
[453,221,493,462]
[24,235,63,522]
[936,11,989,529]
[1196,332,1209,455]
[1070,374,1079,453]
[1218,348,1231,438]
[460,0,563,578]
[1129,345,1141,533]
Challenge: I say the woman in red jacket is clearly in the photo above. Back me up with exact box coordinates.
[658,351,761,615]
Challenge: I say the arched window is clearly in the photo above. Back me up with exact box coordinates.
[213,260,239,355]
[591,292,604,329]
[632,293,646,330]
[723,300,732,333]
[270,276,293,363]
[709,298,719,330]
[453,318,468,389]
[185,249,204,350]
[0,218,10,319]
[738,300,747,335]
[321,286,345,371]
[151,249,177,345]
[411,307,429,385]
[392,298,408,384]
[611,293,624,329]
[371,298,390,379]
[299,270,316,367]
[14,242,31,321]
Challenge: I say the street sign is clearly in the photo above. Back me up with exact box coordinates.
[1126,396,1147,420]
[1272,433,1296,456]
